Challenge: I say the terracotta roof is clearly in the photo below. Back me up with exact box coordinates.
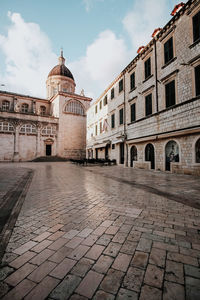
[171,2,185,16]
[48,64,74,80]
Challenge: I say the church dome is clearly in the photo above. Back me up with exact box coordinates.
[48,64,74,80]
[48,50,74,80]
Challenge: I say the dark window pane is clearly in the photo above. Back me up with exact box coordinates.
[130,72,135,90]
[196,138,200,163]
[119,79,123,92]
[131,103,136,122]
[111,114,115,128]
[145,94,152,116]
[119,108,123,125]
[145,58,151,79]
[164,37,174,64]
[95,105,97,113]
[165,80,176,108]
[104,96,108,106]
[195,65,200,96]
[111,88,114,99]
[193,11,200,42]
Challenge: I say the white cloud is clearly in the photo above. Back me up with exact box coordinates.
[82,0,104,12]
[69,30,129,98]
[0,12,57,97]
[123,0,178,53]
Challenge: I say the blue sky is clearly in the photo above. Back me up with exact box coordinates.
[0,0,178,99]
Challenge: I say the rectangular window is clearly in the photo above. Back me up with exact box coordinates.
[145,94,152,116]
[111,88,114,99]
[130,103,136,122]
[145,57,151,79]
[111,113,115,128]
[164,37,174,64]
[103,95,108,106]
[165,80,176,108]
[99,101,102,110]
[95,125,97,135]
[195,65,200,96]
[130,72,135,90]
[119,79,123,93]
[119,108,124,125]
[193,11,200,43]
[112,144,115,149]
[95,105,97,114]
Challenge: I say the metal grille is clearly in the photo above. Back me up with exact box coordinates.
[65,101,85,115]
[20,124,36,134]
[0,121,14,132]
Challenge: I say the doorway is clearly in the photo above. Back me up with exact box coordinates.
[105,145,109,160]
[145,143,155,169]
[46,144,52,156]
[120,143,124,164]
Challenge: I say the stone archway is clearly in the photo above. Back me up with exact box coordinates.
[145,143,155,169]
[130,146,137,167]
[165,140,179,171]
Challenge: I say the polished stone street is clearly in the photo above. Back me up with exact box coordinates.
[0,162,200,300]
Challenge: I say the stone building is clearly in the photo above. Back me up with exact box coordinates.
[86,0,200,175]
[0,51,91,161]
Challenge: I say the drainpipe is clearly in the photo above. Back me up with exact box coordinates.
[154,39,159,113]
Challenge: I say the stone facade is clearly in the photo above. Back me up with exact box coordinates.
[86,0,200,175]
[0,52,91,161]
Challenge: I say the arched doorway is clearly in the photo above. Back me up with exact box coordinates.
[130,146,137,167]
[145,143,155,169]
[195,138,200,163]
[165,140,179,171]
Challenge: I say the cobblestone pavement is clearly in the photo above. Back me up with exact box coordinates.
[0,162,200,300]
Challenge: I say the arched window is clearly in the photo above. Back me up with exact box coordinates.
[130,146,137,167]
[65,100,85,115]
[165,140,179,171]
[20,124,36,134]
[40,106,46,116]
[2,100,10,111]
[21,103,29,113]
[195,138,200,163]
[0,121,14,132]
[41,125,56,135]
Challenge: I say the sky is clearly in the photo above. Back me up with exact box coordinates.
[0,0,178,100]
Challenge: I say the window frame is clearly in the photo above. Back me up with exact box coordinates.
[195,64,200,96]
[145,93,153,116]
[144,57,151,80]
[95,105,97,114]
[119,108,124,125]
[65,100,85,116]
[119,79,124,93]
[0,121,14,132]
[193,10,200,43]
[111,88,115,99]
[21,103,29,113]
[165,80,176,108]
[111,113,115,129]
[2,100,10,112]
[20,123,37,134]
[164,36,174,65]
[130,102,136,122]
[103,95,108,106]
[130,72,135,91]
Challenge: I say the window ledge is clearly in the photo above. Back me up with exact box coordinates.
[129,87,137,93]
[143,74,153,83]
[162,57,177,69]
[189,38,200,49]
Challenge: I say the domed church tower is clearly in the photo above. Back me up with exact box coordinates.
[47,50,92,160]
[46,50,76,99]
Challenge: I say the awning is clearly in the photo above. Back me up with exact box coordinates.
[112,139,124,145]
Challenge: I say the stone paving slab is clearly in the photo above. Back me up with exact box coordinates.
[0,162,199,299]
